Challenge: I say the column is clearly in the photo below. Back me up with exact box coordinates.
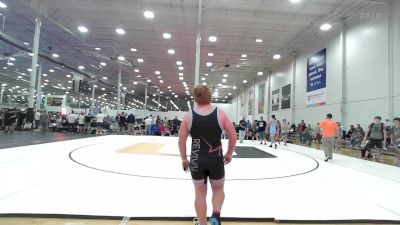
[0,88,4,105]
[266,71,272,120]
[91,83,95,108]
[35,65,42,111]
[144,84,148,116]
[341,21,348,128]
[194,0,203,86]
[291,56,297,125]
[117,65,122,113]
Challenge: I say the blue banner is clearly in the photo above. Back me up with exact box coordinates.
[306,48,327,106]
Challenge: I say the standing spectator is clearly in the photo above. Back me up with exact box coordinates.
[246,120,252,132]
[363,116,386,162]
[172,116,180,136]
[3,108,12,134]
[34,110,41,130]
[144,116,153,135]
[39,110,49,133]
[335,122,343,149]
[127,113,136,135]
[267,115,279,149]
[314,123,322,144]
[238,117,247,143]
[251,120,258,141]
[356,124,365,137]
[78,113,85,133]
[67,111,78,133]
[347,125,356,138]
[257,116,267,145]
[96,112,105,135]
[84,113,92,133]
[319,113,339,162]
[298,120,306,144]
[281,119,290,146]
[391,117,400,166]
[118,112,127,134]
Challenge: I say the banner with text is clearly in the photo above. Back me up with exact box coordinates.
[281,84,291,110]
[258,83,265,114]
[306,48,327,107]
[272,88,280,111]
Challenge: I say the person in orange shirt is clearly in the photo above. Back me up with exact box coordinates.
[319,113,339,162]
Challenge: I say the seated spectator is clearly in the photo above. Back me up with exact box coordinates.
[159,123,167,135]
[151,124,161,136]
[303,128,313,146]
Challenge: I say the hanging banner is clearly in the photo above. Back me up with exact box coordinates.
[271,88,280,111]
[248,88,253,115]
[306,48,327,107]
[281,84,291,110]
[258,83,265,114]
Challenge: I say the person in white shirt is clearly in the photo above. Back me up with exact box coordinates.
[67,111,78,133]
[96,112,105,135]
[34,110,41,129]
[144,116,153,135]
[78,113,85,133]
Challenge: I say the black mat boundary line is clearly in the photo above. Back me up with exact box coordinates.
[275,219,400,224]
[0,214,274,222]
[69,143,320,181]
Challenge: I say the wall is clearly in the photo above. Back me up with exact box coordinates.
[231,1,399,129]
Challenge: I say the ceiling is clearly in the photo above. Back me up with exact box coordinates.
[0,0,386,111]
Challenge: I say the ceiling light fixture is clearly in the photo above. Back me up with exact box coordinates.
[155,71,160,75]
[118,56,125,61]
[255,38,263,43]
[66,74,71,78]
[179,77,184,80]
[78,26,88,33]
[130,48,137,52]
[257,71,263,76]
[52,53,59,58]
[137,58,144,63]
[178,66,184,71]
[222,79,227,83]
[273,54,281,60]
[78,66,85,70]
[209,36,217,42]
[241,54,247,58]
[208,53,214,56]
[134,69,139,72]
[23,42,30,45]
[320,23,332,31]
[100,62,106,66]
[49,69,55,73]
[289,0,303,3]
[116,28,126,35]
[243,80,248,84]
[168,49,175,54]
[9,57,16,61]
[103,77,108,80]
[163,33,171,39]
[223,74,228,77]
[95,47,102,51]
[144,11,155,19]
[206,62,212,67]
[176,61,182,65]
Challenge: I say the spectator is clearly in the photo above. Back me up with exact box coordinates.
[281,119,290,146]
[78,113,85,133]
[267,115,279,149]
[335,122,343,149]
[96,112,105,135]
[3,108,13,134]
[127,113,136,135]
[314,123,322,144]
[238,117,247,143]
[67,111,78,133]
[347,125,356,138]
[251,120,258,141]
[356,124,365,137]
[159,122,167,135]
[298,120,306,143]
[145,116,153,135]
[391,117,400,166]
[363,116,386,162]
[39,110,49,133]
[319,113,339,162]
[34,110,41,130]
[118,112,127,134]
[84,113,92,133]
[257,116,267,145]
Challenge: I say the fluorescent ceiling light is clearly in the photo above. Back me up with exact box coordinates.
[66,74,71,78]
[27,68,32,72]
[147,79,151,82]
[168,86,171,89]
[168,49,175,54]
[133,82,138,85]
[201,77,206,81]
[233,86,237,89]
[95,47,102,51]
[159,80,164,83]
[137,58,144,63]
[209,36,217,42]
[100,62,106,66]
[273,54,281,60]
[163,33,171,39]
[202,82,207,85]
[289,0,303,3]
[103,77,108,80]
[320,23,332,31]
[222,79,227,83]
[116,28,126,35]
[241,54,247,58]
[243,80,247,84]
[179,73,184,76]
[118,56,125,61]
[155,71,160,75]
[9,57,16,61]
[228,93,232,95]
[223,74,228,77]
[206,62,212,67]
[134,69,139,72]
[130,48,137,52]
[23,42,29,45]
[178,66,184,71]
[78,66,85,70]
[49,69,55,73]
[179,77,184,80]
[78,26,88,33]
[29,53,33,56]
[176,61,182,65]
[204,73,208,76]
[257,71,263,76]
[52,53,59,58]
[42,74,47,77]
[208,53,214,56]
[255,38,263,43]
[144,11,154,19]
[7,62,14,66]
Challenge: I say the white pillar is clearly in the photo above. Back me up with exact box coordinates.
[117,65,122,113]
[144,84,148,116]
[266,71,272,120]
[194,0,203,86]
[341,21,348,128]
[78,93,81,108]
[35,65,42,111]
[0,88,3,105]
[291,55,297,125]
[91,84,95,108]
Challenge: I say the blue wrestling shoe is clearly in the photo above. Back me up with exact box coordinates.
[210,215,221,225]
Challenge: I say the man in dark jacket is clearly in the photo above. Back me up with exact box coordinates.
[127,113,136,135]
